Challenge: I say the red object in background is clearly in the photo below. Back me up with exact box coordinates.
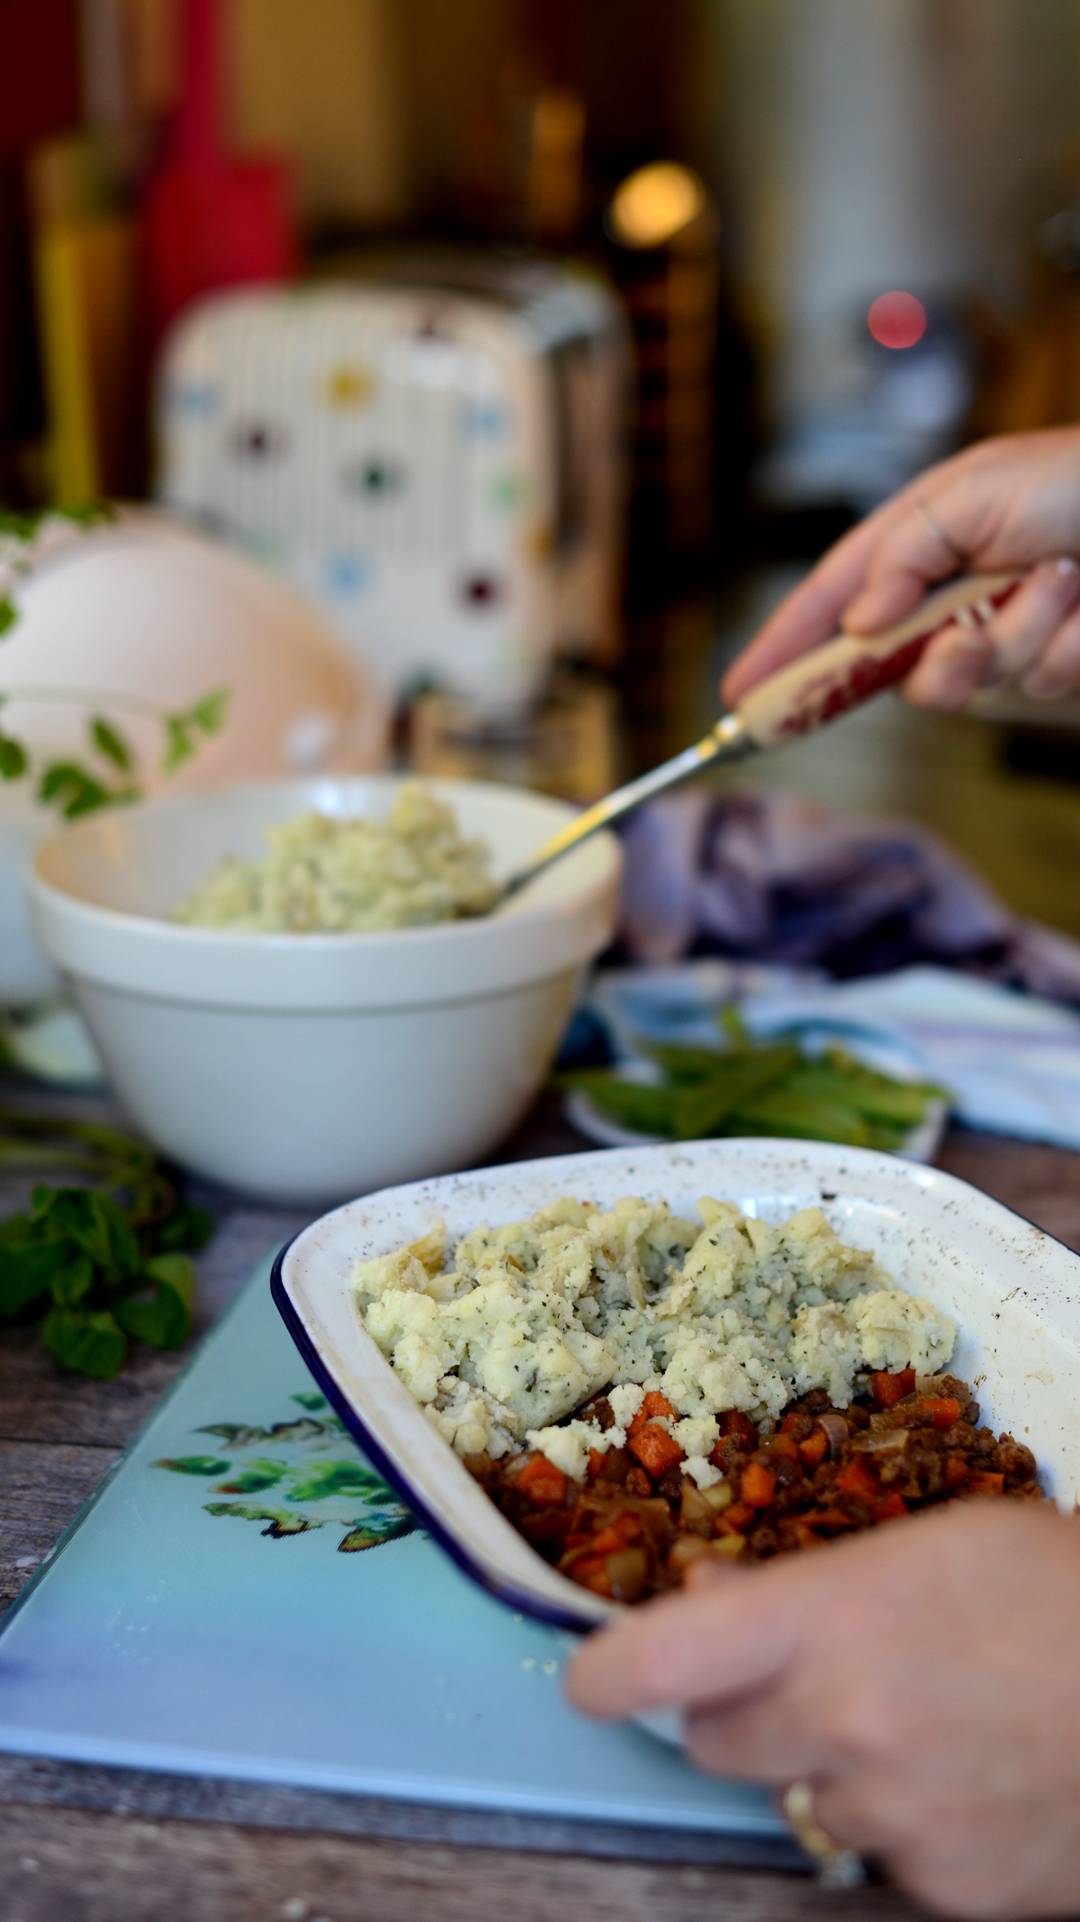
[867,290,927,350]
[141,0,296,344]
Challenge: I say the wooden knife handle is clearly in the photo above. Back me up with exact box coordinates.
[736,571,1024,750]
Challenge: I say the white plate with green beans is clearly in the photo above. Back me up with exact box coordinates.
[562,1016,949,1164]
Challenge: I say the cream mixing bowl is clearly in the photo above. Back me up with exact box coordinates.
[28,778,621,1205]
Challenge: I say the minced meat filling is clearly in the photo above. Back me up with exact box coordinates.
[465,1369,1043,1605]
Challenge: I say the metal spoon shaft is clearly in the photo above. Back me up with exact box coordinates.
[501,711,752,898]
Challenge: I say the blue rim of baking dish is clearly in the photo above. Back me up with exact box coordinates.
[270,1242,601,1633]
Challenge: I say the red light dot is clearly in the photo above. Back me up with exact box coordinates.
[867,291,927,350]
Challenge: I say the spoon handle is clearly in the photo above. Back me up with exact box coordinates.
[503,569,1025,898]
[737,569,1022,749]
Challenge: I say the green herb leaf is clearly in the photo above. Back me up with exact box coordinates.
[32,1186,140,1276]
[153,1204,212,1253]
[48,1253,96,1307]
[143,1250,196,1312]
[89,714,134,771]
[38,760,112,819]
[0,731,27,778]
[189,688,229,735]
[0,595,17,637]
[161,689,230,772]
[0,1233,61,1316]
[161,717,194,772]
[113,1260,192,1349]
[41,1305,127,1378]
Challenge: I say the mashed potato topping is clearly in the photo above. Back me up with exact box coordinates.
[352,1196,955,1480]
[172,783,496,931]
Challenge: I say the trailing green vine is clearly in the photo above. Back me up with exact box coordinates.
[0,504,229,819]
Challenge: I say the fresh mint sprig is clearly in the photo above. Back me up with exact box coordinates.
[0,1113,210,1378]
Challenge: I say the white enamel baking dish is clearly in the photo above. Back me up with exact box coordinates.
[273,1138,1080,1632]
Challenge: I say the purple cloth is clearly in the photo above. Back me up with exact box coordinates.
[617,787,1080,1005]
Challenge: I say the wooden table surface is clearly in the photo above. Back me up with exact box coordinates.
[2,1082,1078,1922]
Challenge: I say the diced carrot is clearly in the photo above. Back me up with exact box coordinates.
[627,1423,685,1478]
[641,1390,675,1422]
[874,1491,908,1522]
[740,1461,776,1508]
[944,1454,970,1491]
[720,1411,758,1444]
[626,1465,654,1498]
[870,1368,915,1408]
[801,1508,856,1532]
[718,1500,754,1532]
[835,1459,881,1505]
[916,1396,962,1430]
[626,1390,676,1438]
[513,1454,569,1505]
[586,1448,606,1484]
[565,1519,640,1562]
[799,1429,828,1468]
[566,1554,614,1596]
[762,1432,800,1461]
[966,1471,1005,1497]
[780,1409,806,1435]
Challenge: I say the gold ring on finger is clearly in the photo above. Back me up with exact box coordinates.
[782,1779,867,1890]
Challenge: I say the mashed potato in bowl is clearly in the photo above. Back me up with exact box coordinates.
[172,782,497,932]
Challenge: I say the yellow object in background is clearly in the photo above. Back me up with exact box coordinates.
[34,215,136,506]
[27,133,138,506]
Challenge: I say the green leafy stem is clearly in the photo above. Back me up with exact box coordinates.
[0,685,229,819]
[0,501,228,818]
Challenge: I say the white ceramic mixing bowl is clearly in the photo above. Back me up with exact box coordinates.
[28,778,621,1205]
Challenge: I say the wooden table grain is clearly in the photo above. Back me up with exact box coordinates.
[2,1088,1078,1921]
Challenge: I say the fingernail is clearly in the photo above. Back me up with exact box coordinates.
[1043,555,1080,603]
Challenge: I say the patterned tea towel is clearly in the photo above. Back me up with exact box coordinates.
[616,787,1080,1005]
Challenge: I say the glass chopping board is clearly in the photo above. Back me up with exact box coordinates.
[0,1253,783,1842]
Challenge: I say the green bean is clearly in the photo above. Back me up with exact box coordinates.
[671,1044,802,1140]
